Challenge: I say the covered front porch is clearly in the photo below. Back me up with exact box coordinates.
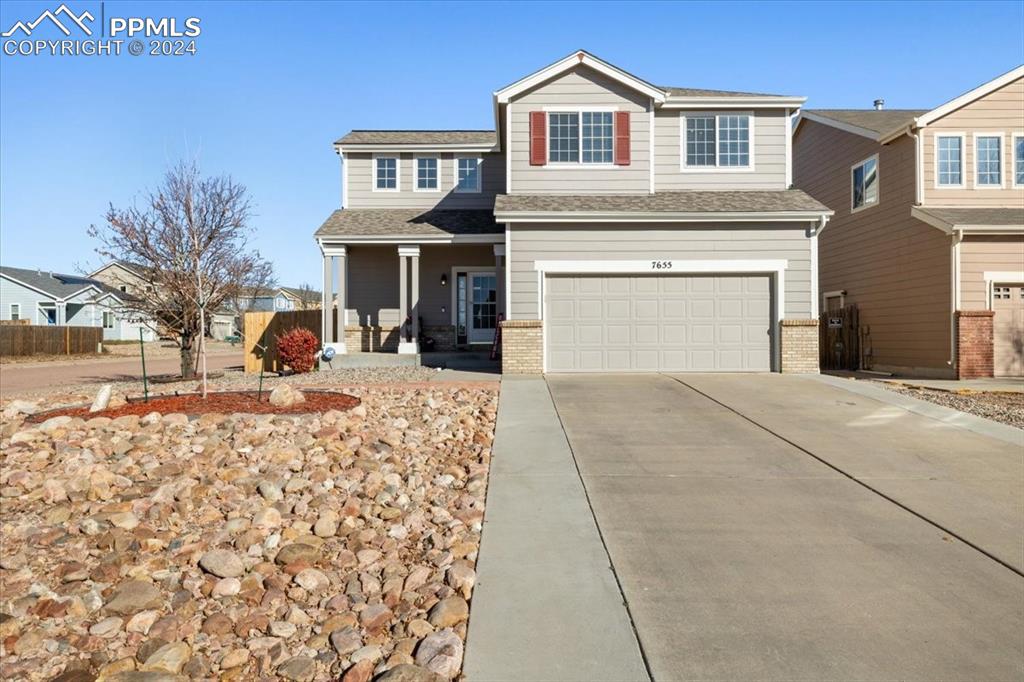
[315,209,507,361]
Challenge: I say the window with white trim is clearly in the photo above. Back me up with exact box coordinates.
[9,303,20,321]
[415,157,438,191]
[547,111,614,164]
[976,136,1002,186]
[582,112,613,163]
[102,311,115,329]
[455,157,481,192]
[1014,135,1024,186]
[936,135,963,187]
[374,157,398,190]
[683,114,751,168]
[851,155,878,211]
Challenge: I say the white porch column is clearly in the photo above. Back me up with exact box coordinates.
[494,243,506,325]
[398,244,420,354]
[321,245,347,354]
[322,253,334,344]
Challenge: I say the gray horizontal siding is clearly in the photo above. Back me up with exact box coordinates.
[654,109,788,190]
[345,152,504,209]
[508,65,651,194]
[509,223,813,320]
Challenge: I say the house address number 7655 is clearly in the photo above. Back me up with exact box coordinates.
[650,261,673,270]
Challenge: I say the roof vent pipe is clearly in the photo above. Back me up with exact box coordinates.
[873,99,885,110]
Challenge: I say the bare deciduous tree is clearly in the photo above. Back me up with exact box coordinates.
[295,282,320,310]
[90,162,273,392]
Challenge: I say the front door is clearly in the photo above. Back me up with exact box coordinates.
[469,272,497,343]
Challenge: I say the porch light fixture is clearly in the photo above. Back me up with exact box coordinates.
[440,273,448,286]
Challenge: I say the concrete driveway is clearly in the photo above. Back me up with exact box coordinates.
[546,373,1024,681]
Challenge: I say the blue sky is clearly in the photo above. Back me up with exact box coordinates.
[1,0,1022,286]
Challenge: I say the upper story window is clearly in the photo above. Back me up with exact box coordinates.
[415,157,439,191]
[682,113,752,170]
[851,154,879,212]
[975,134,1003,188]
[374,156,399,191]
[935,134,964,188]
[547,111,614,164]
[1014,135,1023,187]
[455,157,481,193]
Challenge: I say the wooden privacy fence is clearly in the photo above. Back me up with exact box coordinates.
[819,304,860,371]
[0,325,104,357]
[244,309,329,373]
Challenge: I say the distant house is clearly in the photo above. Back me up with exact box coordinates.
[0,265,157,341]
[235,286,321,313]
[90,260,238,340]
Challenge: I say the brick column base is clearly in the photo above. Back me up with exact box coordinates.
[956,310,994,379]
[501,320,543,374]
[780,319,819,374]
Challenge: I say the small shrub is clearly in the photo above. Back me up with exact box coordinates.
[276,327,319,373]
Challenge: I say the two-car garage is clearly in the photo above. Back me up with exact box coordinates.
[543,272,776,373]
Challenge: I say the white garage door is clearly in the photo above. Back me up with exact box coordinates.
[545,274,772,372]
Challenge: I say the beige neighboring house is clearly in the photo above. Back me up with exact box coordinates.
[90,261,238,340]
[793,66,1024,378]
[316,50,832,373]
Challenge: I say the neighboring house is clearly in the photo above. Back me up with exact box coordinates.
[90,260,238,340]
[315,50,832,373]
[0,266,157,341]
[793,66,1024,378]
[234,286,321,313]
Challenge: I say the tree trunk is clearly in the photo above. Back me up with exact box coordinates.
[180,335,195,378]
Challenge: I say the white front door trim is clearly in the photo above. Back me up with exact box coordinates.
[534,258,788,372]
[468,271,498,344]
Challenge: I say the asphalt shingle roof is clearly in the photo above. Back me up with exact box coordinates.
[660,86,785,98]
[336,131,497,146]
[1,266,127,300]
[805,109,928,135]
[314,209,502,238]
[915,206,1024,228]
[493,190,831,214]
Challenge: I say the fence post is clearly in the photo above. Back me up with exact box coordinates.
[65,326,70,355]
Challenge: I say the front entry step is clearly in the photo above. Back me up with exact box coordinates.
[319,352,421,370]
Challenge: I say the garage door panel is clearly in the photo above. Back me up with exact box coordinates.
[546,274,772,372]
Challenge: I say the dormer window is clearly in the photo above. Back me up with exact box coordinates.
[374,156,399,191]
[681,113,753,170]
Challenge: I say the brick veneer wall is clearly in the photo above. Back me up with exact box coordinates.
[780,319,819,374]
[501,319,543,374]
[344,325,457,352]
[956,310,994,379]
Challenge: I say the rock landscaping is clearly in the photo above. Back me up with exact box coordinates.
[876,382,1024,429]
[0,384,498,681]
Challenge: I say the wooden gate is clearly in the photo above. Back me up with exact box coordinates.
[819,304,859,371]
[243,309,327,373]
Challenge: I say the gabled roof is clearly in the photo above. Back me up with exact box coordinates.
[1,265,128,302]
[798,64,1024,142]
[335,130,497,147]
[801,110,927,140]
[494,50,667,104]
[917,64,1024,127]
[660,86,785,98]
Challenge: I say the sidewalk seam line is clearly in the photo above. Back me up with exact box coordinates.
[545,379,655,682]
[664,374,1024,580]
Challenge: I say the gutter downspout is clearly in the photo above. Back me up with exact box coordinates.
[949,229,963,372]
[809,215,829,319]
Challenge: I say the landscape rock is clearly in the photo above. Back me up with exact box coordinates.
[415,629,464,679]
[105,581,164,615]
[198,549,245,578]
[376,665,446,682]
[90,384,113,412]
[269,384,306,407]
[427,596,468,628]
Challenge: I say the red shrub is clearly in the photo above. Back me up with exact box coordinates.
[276,327,319,373]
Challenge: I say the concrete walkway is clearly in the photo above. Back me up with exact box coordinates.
[463,377,648,682]
[548,374,1023,682]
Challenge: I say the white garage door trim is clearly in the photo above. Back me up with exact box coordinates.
[984,271,1024,308]
[535,259,787,372]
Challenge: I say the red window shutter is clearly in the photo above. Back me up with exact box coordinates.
[614,111,631,165]
[529,111,546,166]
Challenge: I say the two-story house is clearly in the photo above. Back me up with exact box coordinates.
[793,66,1024,378]
[316,51,832,373]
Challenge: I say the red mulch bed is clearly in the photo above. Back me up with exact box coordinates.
[27,390,359,422]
